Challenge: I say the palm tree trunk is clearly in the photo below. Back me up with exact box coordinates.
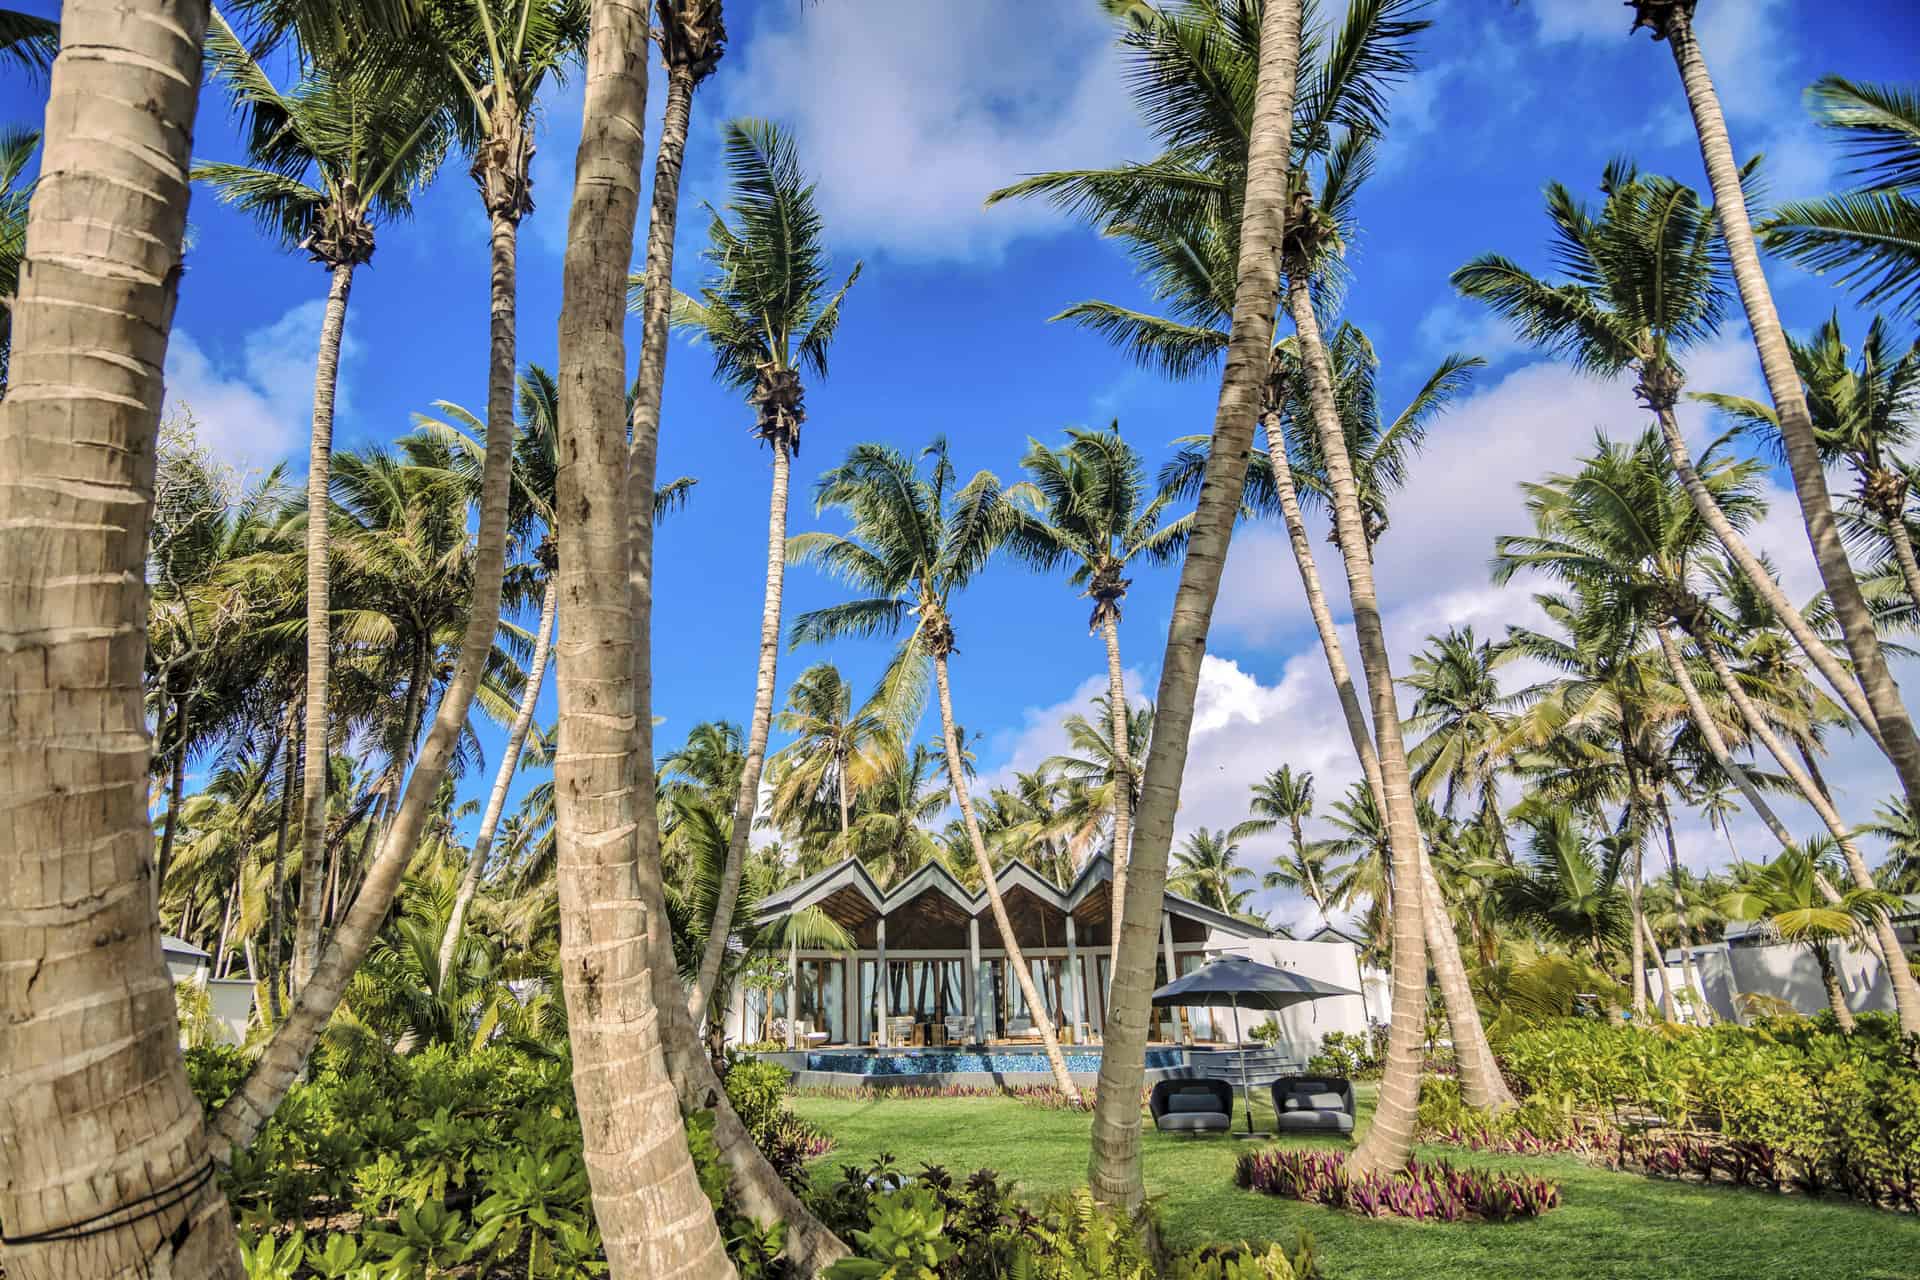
[837,763,851,836]
[1287,274,1427,1176]
[0,0,244,1272]
[1100,613,1135,947]
[1650,404,1891,756]
[1259,411,1509,1108]
[440,574,556,975]
[1683,623,1920,1033]
[935,651,1084,1101]
[1628,863,1649,1021]
[1659,10,1920,813]
[292,260,355,995]
[549,9,735,1269]
[156,695,188,904]
[211,207,520,1159]
[215,877,240,980]
[1882,517,1920,614]
[1815,943,1856,1032]
[268,717,298,1023]
[1639,911,1677,1022]
[692,438,790,1024]
[623,52,852,1278]
[1654,794,1711,1025]
[1089,0,1300,1218]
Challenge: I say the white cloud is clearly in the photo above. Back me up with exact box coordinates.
[1414,300,1527,367]
[165,298,361,478]
[714,0,1143,262]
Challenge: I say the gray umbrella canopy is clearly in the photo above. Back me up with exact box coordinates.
[1150,955,1355,1010]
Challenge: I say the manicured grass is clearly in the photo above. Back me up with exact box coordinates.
[790,1086,1920,1280]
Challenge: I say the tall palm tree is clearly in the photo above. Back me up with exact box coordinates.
[1402,625,1516,843]
[1697,314,1920,607]
[770,661,896,843]
[1629,5,1920,825]
[0,0,246,1269]
[1496,429,1920,1032]
[1452,159,1920,798]
[791,439,1083,1102]
[1244,765,1332,916]
[547,4,731,1268]
[1011,0,1310,1213]
[1762,77,1920,323]
[1170,826,1259,914]
[195,12,452,993]
[1007,423,1190,938]
[672,118,862,1027]
[0,126,38,399]
[1719,845,1901,1032]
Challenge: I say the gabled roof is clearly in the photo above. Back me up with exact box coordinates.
[754,850,1272,939]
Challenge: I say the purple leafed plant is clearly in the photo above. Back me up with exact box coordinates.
[1236,1148,1561,1223]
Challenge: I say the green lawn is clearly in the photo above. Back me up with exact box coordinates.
[790,1086,1920,1280]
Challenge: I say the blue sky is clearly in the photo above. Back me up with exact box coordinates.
[8,0,1919,930]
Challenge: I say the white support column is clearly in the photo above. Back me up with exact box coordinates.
[786,932,799,1050]
[1065,914,1082,1044]
[1161,913,1189,1045]
[968,916,983,1043]
[876,915,890,1048]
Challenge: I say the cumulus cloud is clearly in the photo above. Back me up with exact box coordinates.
[165,299,361,478]
[713,0,1142,262]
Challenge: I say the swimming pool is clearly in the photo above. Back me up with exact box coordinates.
[806,1048,1184,1075]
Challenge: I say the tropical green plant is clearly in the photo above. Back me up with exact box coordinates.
[1763,77,1920,321]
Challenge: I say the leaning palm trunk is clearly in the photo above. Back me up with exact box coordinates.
[1655,795,1713,1025]
[1088,0,1300,1217]
[293,260,355,993]
[1650,404,1890,756]
[625,45,851,1276]
[212,185,521,1162]
[1286,275,1427,1177]
[934,651,1083,1103]
[1654,6,1920,810]
[1681,623,1920,1033]
[1625,838,1649,1021]
[1815,944,1857,1032]
[1882,518,1920,617]
[0,0,243,1273]
[1100,614,1135,946]
[440,574,557,975]
[1260,409,1511,1108]
[551,3,732,1272]
[1638,912,1678,1022]
[691,440,790,1024]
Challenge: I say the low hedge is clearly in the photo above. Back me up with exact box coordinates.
[1487,1015,1920,1210]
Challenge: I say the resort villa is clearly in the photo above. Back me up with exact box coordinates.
[728,853,1380,1066]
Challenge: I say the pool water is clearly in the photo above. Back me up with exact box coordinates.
[806,1048,1183,1075]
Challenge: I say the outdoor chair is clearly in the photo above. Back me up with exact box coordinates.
[797,1020,831,1049]
[1269,1075,1356,1135]
[1006,1018,1044,1042]
[1150,1078,1234,1135]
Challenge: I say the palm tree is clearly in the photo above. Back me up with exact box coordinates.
[1007,423,1189,938]
[1493,809,1633,967]
[1762,77,1920,322]
[1719,846,1901,1032]
[1453,159,1920,802]
[0,7,56,79]
[1496,429,1920,1032]
[0,126,38,398]
[1698,314,1920,607]
[770,662,897,844]
[547,6,731,1268]
[791,439,1083,1102]
[1629,6,1920,828]
[1402,625,1516,845]
[0,0,245,1267]
[195,12,453,993]
[1170,826,1258,914]
[1244,765,1332,916]
[672,118,862,1027]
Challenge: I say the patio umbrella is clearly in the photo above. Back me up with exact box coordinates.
[1151,955,1357,1135]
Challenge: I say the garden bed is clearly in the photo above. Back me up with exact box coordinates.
[1235,1148,1561,1223]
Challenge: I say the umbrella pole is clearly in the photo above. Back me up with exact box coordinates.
[1236,993,1253,1135]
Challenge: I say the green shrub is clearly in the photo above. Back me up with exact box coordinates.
[1304,1027,1386,1079]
